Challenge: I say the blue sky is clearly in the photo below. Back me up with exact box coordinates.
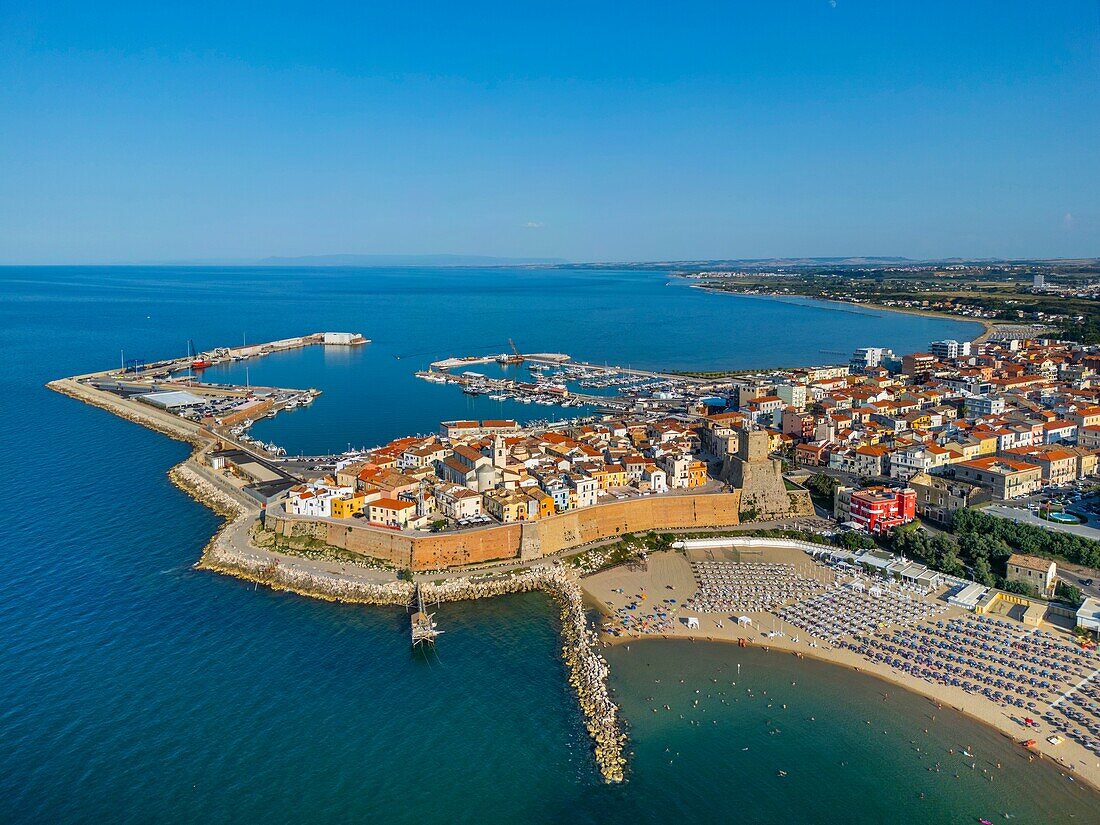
[1,1,1097,263]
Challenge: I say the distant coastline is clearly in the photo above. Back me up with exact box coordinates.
[688,283,994,344]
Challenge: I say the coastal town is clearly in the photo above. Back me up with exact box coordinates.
[48,324,1100,789]
[14,4,1100,819]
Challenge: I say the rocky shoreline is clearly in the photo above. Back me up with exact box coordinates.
[173,456,629,781]
[53,378,629,782]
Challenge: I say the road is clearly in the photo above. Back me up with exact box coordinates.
[985,504,1100,600]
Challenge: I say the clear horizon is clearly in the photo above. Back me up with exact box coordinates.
[1,1,1098,264]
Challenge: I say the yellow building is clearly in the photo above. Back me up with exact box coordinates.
[483,488,532,523]
[330,493,366,519]
[687,460,708,488]
[593,464,629,490]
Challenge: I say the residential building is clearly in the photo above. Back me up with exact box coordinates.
[1006,554,1057,597]
[368,497,417,529]
[964,394,1006,417]
[775,382,807,411]
[907,472,989,523]
[483,488,533,523]
[952,456,1042,500]
[929,339,971,360]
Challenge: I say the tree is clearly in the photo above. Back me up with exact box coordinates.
[807,473,839,501]
[972,556,995,587]
[838,530,876,551]
[1056,581,1084,607]
[1002,579,1038,598]
[931,534,965,577]
[892,524,933,565]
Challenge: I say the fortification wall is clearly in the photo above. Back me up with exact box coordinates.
[267,513,522,570]
[406,524,524,569]
[533,492,743,554]
[268,492,745,570]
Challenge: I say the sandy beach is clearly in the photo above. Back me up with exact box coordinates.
[688,284,998,344]
[582,548,1100,793]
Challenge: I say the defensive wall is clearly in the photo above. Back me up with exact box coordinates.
[266,491,753,571]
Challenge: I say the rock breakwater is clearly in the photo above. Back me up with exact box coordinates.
[47,379,207,448]
[422,569,627,782]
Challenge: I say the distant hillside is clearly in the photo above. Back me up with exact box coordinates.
[258,253,569,267]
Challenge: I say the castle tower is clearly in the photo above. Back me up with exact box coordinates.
[722,427,812,519]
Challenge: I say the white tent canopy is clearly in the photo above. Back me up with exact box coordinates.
[737,616,753,626]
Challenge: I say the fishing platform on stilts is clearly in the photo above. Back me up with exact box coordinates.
[410,583,442,649]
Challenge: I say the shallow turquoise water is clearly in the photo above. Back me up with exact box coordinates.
[5,266,1095,823]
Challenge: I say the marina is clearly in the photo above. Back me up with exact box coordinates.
[419,351,734,413]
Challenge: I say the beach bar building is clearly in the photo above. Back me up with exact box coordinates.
[1077,598,1100,636]
[948,582,989,611]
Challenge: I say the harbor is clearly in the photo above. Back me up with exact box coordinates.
[419,349,734,414]
[59,331,370,466]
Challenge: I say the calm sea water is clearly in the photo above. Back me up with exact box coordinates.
[3,266,1095,824]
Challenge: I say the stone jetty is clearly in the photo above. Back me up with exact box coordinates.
[421,568,627,783]
[201,526,630,781]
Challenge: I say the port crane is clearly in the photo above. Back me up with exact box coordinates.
[497,338,525,365]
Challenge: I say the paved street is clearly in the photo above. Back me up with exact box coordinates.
[985,504,1100,600]
[985,504,1100,541]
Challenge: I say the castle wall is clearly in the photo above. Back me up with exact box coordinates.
[267,492,744,571]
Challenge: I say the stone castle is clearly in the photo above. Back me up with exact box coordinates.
[722,428,813,519]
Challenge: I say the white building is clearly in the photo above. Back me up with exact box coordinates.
[435,484,484,520]
[1077,597,1100,635]
[850,347,894,372]
[964,394,1006,418]
[643,465,669,493]
[775,382,807,411]
[568,473,599,508]
[287,484,355,518]
[929,339,971,360]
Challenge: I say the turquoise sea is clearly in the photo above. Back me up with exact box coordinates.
[2,266,1097,823]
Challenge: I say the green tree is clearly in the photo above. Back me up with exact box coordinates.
[807,473,839,501]
[892,524,933,565]
[1002,579,1038,598]
[1056,581,1084,607]
[838,531,876,551]
[972,556,995,587]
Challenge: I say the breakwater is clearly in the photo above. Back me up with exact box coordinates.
[169,463,249,520]
[47,378,208,448]
[419,568,628,782]
[200,529,630,781]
